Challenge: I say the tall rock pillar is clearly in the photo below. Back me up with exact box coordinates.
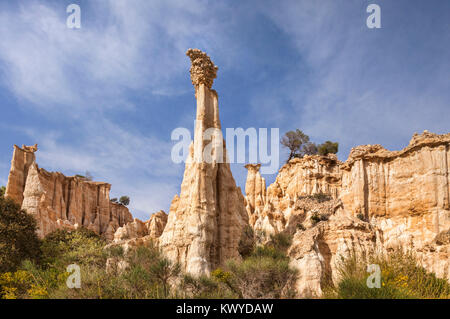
[159,49,249,276]
[5,144,38,205]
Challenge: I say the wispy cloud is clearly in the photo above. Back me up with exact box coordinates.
[257,0,450,158]
[0,0,240,219]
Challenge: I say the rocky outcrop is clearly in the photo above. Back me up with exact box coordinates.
[5,144,37,204]
[244,154,341,239]
[5,145,133,239]
[245,130,450,294]
[339,130,450,282]
[158,49,249,276]
[113,210,168,243]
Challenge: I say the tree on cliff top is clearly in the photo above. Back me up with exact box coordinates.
[0,196,41,272]
[281,129,318,162]
[318,141,339,156]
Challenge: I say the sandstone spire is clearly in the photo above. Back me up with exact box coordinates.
[4,144,133,239]
[5,144,38,204]
[158,49,248,276]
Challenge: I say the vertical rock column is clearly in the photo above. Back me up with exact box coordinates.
[159,49,249,276]
[5,144,38,205]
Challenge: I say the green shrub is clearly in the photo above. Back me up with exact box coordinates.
[357,213,367,221]
[238,225,255,258]
[325,248,450,299]
[0,186,5,198]
[0,196,41,273]
[310,212,321,225]
[41,228,106,269]
[318,141,339,156]
[181,274,236,299]
[225,254,297,299]
[119,196,130,206]
[268,233,292,252]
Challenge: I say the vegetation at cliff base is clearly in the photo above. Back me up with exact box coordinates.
[110,196,130,206]
[0,222,298,299]
[325,248,450,299]
[0,196,41,273]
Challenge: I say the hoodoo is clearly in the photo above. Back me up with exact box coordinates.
[158,49,249,276]
[4,144,133,239]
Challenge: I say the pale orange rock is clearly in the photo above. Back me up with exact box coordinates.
[158,49,249,276]
[246,130,450,291]
[5,145,133,239]
[113,210,168,243]
[288,211,380,297]
[244,154,341,239]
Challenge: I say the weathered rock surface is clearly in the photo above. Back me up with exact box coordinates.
[244,155,341,239]
[244,131,450,295]
[288,210,380,297]
[113,210,168,243]
[158,49,249,276]
[5,145,133,239]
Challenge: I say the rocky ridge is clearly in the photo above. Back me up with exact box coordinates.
[5,144,133,240]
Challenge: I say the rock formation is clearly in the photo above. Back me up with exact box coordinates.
[158,49,249,276]
[113,210,168,243]
[5,145,133,239]
[244,154,341,238]
[5,144,37,205]
[244,131,450,296]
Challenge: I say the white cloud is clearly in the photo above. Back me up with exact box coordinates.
[257,0,450,158]
[0,0,239,218]
[0,0,239,112]
[12,116,185,219]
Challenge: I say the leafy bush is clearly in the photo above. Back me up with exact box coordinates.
[318,141,339,156]
[217,234,297,299]
[224,252,297,299]
[0,196,41,273]
[298,192,332,203]
[181,273,236,299]
[238,225,255,258]
[281,129,318,162]
[268,233,292,252]
[325,248,450,299]
[0,186,5,198]
[40,228,106,269]
[310,212,321,225]
[0,269,48,299]
[119,196,130,206]
[357,213,367,222]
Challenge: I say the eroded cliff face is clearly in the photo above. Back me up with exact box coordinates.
[5,145,133,239]
[244,131,450,295]
[245,154,341,239]
[113,210,168,243]
[288,211,380,297]
[5,144,37,204]
[158,49,249,276]
[339,131,450,283]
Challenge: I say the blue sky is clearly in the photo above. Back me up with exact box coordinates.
[0,0,449,220]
